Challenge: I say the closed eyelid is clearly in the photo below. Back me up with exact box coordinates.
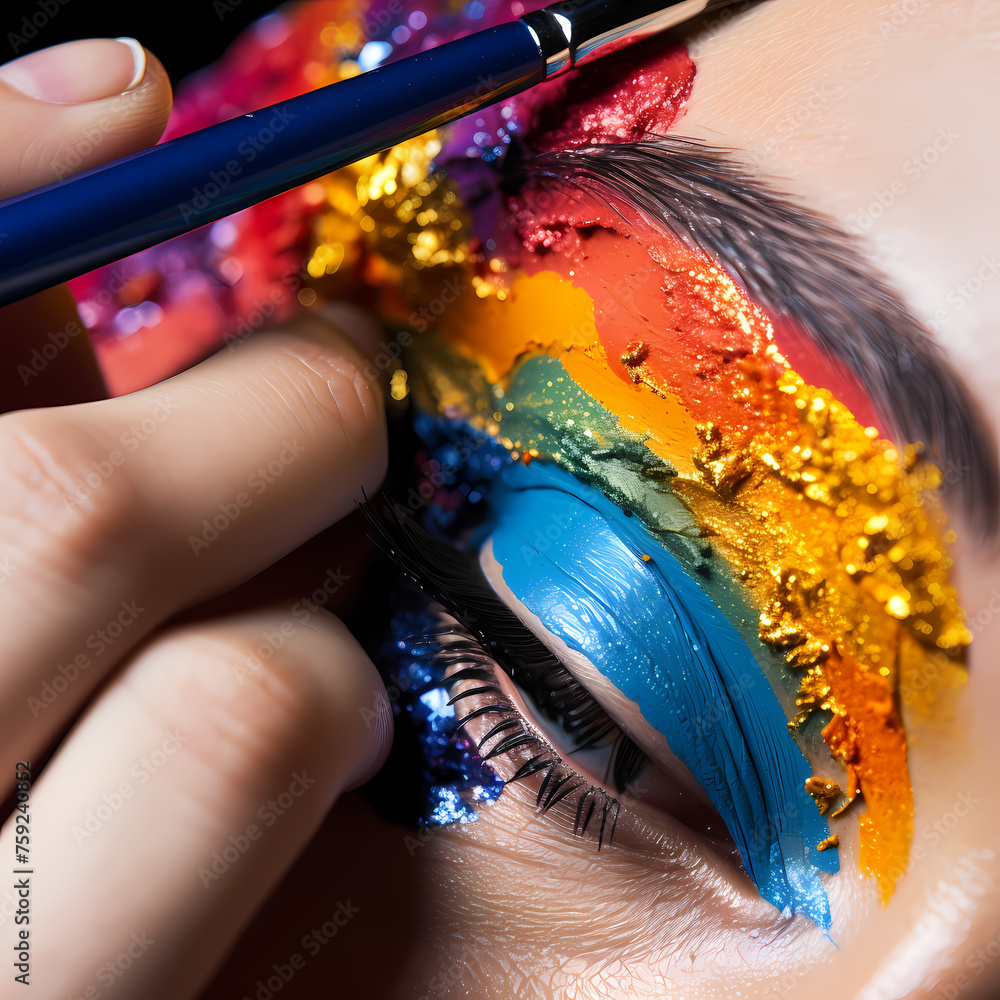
[481,463,839,927]
[478,537,716,813]
[363,458,840,929]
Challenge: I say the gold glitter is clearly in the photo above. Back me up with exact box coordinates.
[804,776,845,816]
[622,341,649,366]
[817,834,840,852]
[389,369,409,402]
[305,128,474,312]
[677,364,968,901]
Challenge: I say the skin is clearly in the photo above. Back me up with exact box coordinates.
[0,39,392,1000]
[0,4,998,997]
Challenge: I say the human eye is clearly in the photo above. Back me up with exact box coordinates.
[356,6,991,946]
[369,286,973,935]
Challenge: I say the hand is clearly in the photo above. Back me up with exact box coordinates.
[0,38,391,999]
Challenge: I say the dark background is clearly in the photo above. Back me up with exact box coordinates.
[1,0,286,87]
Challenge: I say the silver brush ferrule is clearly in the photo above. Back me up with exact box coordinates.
[521,0,730,79]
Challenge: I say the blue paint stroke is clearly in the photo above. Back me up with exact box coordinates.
[484,460,837,929]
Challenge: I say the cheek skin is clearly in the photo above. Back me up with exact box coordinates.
[678,3,1000,997]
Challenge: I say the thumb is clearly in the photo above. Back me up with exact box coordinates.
[0,36,172,199]
[0,38,172,411]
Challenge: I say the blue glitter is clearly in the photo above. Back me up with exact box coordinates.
[429,785,479,825]
[372,588,504,829]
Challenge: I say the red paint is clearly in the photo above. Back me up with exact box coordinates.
[504,36,887,437]
[515,218,787,436]
[769,318,882,431]
[517,35,695,152]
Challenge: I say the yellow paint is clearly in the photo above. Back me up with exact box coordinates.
[558,345,701,476]
[439,271,597,382]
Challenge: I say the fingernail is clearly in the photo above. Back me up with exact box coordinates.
[0,37,146,104]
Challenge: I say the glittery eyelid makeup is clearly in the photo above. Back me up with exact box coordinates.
[480,451,838,928]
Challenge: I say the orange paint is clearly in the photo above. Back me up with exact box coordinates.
[821,655,913,903]
[438,271,596,382]
[557,344,701,474]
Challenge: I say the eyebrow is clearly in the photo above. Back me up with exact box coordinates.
[519,137,999,534]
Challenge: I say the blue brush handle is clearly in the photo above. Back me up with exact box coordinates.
[0,22,545,306]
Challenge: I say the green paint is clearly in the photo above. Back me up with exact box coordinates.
[499,356,699,538]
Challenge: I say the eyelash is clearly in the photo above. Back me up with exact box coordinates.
[422,623,622,846]
[363,498,646,843]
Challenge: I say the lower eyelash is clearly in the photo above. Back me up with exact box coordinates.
[421,621,623,849]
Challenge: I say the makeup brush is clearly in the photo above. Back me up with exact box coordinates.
[0,0,740,307]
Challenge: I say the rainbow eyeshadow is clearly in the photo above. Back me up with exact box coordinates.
[72,0,969,929]
[406,251,966,915]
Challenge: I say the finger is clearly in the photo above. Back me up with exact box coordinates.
[0,316,387,783]
[0,608,392,1000]
[0,37,174,410]
[0,38,172,199]
[0,286,106,414]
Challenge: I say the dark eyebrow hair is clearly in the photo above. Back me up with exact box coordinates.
[518,137,999,535]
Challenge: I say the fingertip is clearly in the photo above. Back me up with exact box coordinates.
[115,37,148,93]
[0,40,173,197]
[304,611,394,790]
[114,45,173,147]
[129,608,392,802]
